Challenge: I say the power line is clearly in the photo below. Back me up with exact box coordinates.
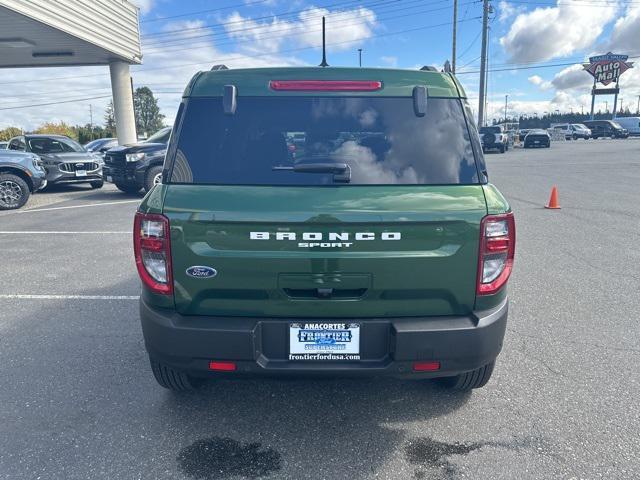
[0,17,480,87]
[0,95,112,111]
[143,1,474,54]
[140,0,273,24]
[142,0,439,48]
[142,0,407,39]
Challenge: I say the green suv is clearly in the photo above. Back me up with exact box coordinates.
[134,66,515,392]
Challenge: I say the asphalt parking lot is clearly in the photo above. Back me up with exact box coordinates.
[1,139,639,480]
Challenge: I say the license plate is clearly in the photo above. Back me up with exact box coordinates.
[289,323,360,360]
[106,175,113,183]
[75,170,87,177]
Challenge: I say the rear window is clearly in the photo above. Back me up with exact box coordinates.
[169,96,480,185]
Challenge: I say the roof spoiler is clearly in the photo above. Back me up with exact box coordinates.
[211,64,229,71]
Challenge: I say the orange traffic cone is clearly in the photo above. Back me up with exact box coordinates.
[545,186,561,209]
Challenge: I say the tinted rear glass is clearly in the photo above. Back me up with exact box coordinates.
[169,96,479,185]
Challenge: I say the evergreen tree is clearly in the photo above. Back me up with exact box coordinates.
[133,87,165,136]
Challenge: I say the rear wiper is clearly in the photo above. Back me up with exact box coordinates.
[273,163,351,183]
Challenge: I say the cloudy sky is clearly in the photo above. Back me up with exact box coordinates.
[1,0,638,132]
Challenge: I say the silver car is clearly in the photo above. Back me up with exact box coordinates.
[0,150,47,209]
[7,134,104,188]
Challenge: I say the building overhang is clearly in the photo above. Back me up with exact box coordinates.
[0,0,142,68]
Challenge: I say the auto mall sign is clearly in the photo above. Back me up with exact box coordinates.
[584,52,634,86]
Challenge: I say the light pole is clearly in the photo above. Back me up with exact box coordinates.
[358,48,362,67]
[504,94,508,123]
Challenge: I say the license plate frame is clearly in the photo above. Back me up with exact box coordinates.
[289,322,360,361]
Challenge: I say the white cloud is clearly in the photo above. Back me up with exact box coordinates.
[550,64,593,91]
[528,75,551,90]
[500,0,618,63]
[131,0,154,14]
[498,1,518,22]
[380,56,398,68]
[224,6,377,54]
[608,4,640,53]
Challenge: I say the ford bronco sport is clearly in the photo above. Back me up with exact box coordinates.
[135,67,515,392]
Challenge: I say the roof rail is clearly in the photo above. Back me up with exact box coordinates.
[211,64,229,71]
[420,66,438,72]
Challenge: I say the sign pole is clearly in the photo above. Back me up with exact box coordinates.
[590,78,596,120]
[612,80,619,119]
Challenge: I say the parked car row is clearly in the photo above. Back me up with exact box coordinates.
[0,127,171,210]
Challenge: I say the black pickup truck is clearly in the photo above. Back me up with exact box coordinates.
[103,127,171,193]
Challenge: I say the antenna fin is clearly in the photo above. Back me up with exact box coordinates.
[319,16,329,67]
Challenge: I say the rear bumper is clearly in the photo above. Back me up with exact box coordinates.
[140,299,508,378]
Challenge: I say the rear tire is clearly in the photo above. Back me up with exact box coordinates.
[144,166,163,193]
[90,180,104,189]
[115,182,141,194]
[438,361,495,391]
[499,144,506,153]
[150,358,202,392]
[0,173,30,210]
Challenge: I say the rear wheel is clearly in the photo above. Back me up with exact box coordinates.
[144,166,163,193]
[150,358,202,392]
[438,361,495,391]
[115,182,141,194]
[0,173,30,210]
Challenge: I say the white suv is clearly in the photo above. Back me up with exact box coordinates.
[479,126,509,153]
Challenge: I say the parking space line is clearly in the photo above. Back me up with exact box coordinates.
[0,199,140,216]
[0,294,139,300]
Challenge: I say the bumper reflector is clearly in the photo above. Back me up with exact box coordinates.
[412,361,441,372]
[209,361,237,372]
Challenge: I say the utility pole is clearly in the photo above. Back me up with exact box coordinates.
[452,0,458,74]
[478,0,490,127]
[504,94,508,123]
[619,97,623,116]
[358,48,362,67]
[89,104,94,141]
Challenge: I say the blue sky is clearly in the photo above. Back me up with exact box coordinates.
[2,0,639,131]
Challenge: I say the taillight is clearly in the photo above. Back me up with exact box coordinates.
[269,80,382,91]
[134,212,173,295]
[477,212,515,295]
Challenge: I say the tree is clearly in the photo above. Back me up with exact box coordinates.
[133,87,165,136]
[34,121,77,140]
[104,100,116,136]
[0,126,22,141]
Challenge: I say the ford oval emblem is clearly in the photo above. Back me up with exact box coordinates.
[186,266,217,278]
